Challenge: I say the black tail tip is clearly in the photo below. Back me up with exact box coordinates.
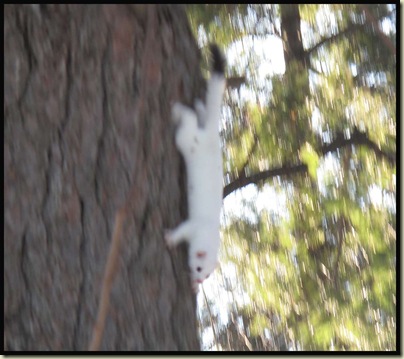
[210,43,225,75]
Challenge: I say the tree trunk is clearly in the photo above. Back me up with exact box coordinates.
[280,4,306,67]
[5,4,203,351]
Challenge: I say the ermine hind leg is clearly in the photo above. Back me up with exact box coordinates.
[194,98,207,126]
[172,103,199,155]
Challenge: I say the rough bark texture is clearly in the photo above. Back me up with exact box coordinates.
[5,4,204,351]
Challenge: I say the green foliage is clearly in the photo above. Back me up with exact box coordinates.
[186,5,250,48]
[300,143,320,180]
[191,4,396,351]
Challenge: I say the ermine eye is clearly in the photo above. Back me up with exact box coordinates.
[197,267,202,272]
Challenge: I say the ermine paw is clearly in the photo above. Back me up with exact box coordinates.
[194,98,205,113]
[164,230,176,249]
[171,102,184,124]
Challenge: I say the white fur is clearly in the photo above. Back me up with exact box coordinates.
[166,74,226,292]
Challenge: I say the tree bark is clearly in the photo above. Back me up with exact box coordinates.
[5,4,203,351]
[280,4,306,68]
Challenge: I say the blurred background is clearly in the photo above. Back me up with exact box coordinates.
[187,4,397,351]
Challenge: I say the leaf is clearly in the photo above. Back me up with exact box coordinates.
[300,142,320,180]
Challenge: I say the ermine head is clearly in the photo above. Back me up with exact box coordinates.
[188,229,220,292]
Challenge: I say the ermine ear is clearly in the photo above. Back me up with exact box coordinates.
[196,251,206,258]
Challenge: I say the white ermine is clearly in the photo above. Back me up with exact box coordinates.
[165,44,226,292]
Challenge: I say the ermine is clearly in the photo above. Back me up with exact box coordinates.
[165,44,226,292]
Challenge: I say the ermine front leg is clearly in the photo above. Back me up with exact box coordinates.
[165,220,193,248]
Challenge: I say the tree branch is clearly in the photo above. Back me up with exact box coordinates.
[359,4,396,55]
[223,129,395,198]
[226,76,246,91]
[223,163,307,198]
[306,23,363,58]
[202,286,219,350]
[307,6,395,60]
[89,207,126,351]
[320,128,396,165]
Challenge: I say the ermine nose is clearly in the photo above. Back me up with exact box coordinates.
[196,279,203,283]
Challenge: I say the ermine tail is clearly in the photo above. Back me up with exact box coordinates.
[205,44,226,132]
[210,44,225,76]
